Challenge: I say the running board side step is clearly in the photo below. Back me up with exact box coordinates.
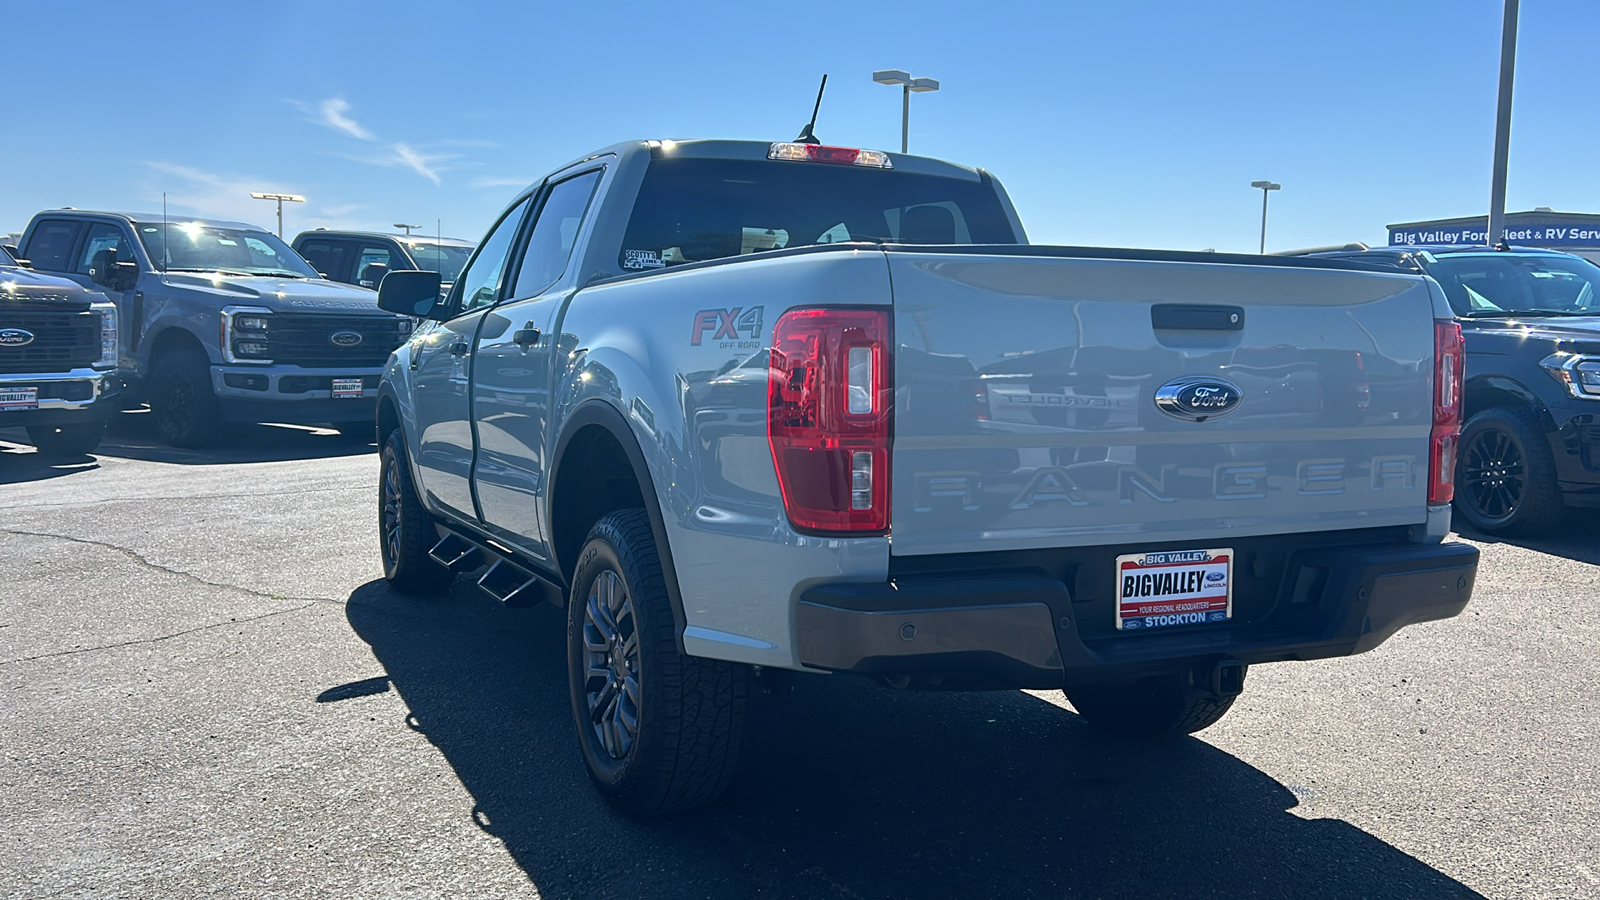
[428,525,564,609]
[477,557,562,608]
[428,533,485,572]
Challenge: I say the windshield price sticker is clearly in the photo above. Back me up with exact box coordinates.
[331,378,364,399]
[0,388,39,412]
[1115,548,1232,631]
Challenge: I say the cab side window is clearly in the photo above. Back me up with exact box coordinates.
[22,219,85,272]
[298,239,351,281]
[76,223,136,276]
[511,169,603,299]
[453,196,532,315]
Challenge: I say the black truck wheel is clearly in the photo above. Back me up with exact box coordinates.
[149,349,221,447]
[25,422,105,457]
[1065,667,1245,740]
[1454,407,1564,536]
[567,509,748,817]
[379,430,454,594]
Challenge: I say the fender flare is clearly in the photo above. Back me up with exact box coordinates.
[550,399,688,646]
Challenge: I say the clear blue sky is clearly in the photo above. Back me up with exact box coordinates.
[4,1,1595,253]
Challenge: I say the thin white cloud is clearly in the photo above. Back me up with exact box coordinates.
[142,162,306,227]
[389,143,444,184]
[318,98,375,141]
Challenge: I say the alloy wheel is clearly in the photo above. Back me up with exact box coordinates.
[582,569,641,760]
[1462,427,1526,521]
[381,454,402,568]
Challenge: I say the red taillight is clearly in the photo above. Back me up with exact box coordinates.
[768,308,891,534]
[1429,320,1464,504]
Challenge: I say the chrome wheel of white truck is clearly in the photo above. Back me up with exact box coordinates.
[566,510,748,817]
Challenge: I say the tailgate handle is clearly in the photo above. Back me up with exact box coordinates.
[1152,304,1244,331]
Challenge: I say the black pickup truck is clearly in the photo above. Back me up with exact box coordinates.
[1297,244,1600,534]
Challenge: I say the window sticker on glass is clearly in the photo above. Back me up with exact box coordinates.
[624,249,665,270]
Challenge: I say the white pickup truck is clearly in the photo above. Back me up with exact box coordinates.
[373,138,1479,815]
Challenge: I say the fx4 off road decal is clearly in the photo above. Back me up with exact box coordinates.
[690,306,764,349]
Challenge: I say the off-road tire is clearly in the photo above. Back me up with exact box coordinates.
[379,429,454,594]
[1066,667,1245,740]
[25,421,105,457]
[567,509,748,817]
[1454,406,1564,536]
[149,349,221,447]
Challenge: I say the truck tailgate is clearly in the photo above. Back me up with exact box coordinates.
[888,251,1438,556]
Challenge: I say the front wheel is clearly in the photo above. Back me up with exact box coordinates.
[1065,667,1245,740]
[379,430,454,594]
[567,509,748,817]
[149,350,220,447]
[1454,407,1564,536]
[26,421,105,457]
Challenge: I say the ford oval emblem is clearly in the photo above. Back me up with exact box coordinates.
[330,330,363,347]
[0,328,36,347]
[1154,377,1243,422]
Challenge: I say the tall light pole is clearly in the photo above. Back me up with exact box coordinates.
[1251,180,1281,254]
[1487,0,1519,247]
[249,192,304,238]
[872,70,940,153]
[394,223,422,236]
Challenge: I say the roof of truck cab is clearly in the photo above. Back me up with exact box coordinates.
[1316,244,1578,259]
[547,138,991,183]
[39,210,267,232]
[294,230,475,247]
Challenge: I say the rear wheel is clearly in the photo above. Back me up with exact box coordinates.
[567,509,748,817]
[149,349,220,447]
[379,429,454,594]
[1065,667,1244,740]
[1454,407,1563,536]
[25,421,105,457]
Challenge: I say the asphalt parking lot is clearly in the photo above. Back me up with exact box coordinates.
[1,413,1596,900]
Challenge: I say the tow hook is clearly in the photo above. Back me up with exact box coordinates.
[1209,659,1245,699]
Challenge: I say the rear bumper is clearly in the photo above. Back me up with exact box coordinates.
[796,539,1478,689]
[0,367,123,427]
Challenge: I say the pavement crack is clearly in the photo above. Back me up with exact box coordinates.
[1,602,322,665]
[0,528,341,607]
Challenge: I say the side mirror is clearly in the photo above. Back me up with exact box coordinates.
[377,269,446,319]
[111,261,139,292]
[358,261,390,289]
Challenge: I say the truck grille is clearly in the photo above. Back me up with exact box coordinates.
[266,314,410,367]
[0,309,100,373]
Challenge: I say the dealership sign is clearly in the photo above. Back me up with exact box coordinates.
[1390,221,1600,247]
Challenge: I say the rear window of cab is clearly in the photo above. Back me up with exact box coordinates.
[618,157,1017,272]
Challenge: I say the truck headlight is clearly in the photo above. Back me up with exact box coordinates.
[94,302,118,369]
[1541,353,1600,399]
[222,306,274,364]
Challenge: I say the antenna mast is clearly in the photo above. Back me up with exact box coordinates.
[794,75,828,144]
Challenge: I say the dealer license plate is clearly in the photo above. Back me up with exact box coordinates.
[1115,548,1233,631]
[0,388,39,412]
[331,378,365,399]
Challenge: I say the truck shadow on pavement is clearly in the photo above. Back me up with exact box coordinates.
[345,580,1486,900]
[0,411,373,480]
[1455,508,1600,566]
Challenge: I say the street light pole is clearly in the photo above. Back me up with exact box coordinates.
[873,70,940,153]
[1487,0,1520,247]
[394,223,422,236]
[249,192,305,238]
[1251,180,1281,254]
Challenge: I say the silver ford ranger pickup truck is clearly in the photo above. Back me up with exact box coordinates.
[373,138,1479,816]
[18,211,413,446]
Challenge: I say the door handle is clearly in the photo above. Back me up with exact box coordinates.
[513,326,541,348]
[449,340,469,357]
